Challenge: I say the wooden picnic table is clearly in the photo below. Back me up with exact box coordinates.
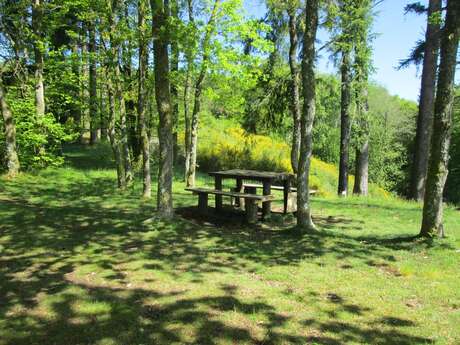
[208,169,294,219]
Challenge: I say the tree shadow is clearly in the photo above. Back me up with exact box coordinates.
[0,146,444,344]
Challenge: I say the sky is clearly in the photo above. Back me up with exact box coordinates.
[244,0,429,102]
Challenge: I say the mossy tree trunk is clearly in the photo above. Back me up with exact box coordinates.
[0,78,20,177]
[287,6,301,175]
[410,0,442,201]
[420,0,460,238]
[151,0,174,217]
[297,0,319,232]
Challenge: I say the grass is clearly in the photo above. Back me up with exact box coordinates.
[0,143,459,345]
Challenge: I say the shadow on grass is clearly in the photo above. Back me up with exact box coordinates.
[0,146,438,344]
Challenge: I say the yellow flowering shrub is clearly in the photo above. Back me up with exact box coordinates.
[178,123,389,198]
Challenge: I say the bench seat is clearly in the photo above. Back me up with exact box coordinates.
[185,187,274,223]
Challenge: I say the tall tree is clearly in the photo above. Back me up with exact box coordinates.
[352,0,373,196]
[420,0,460,238]
[0,76,20,177]
[185,0,221,187]
[287,1,301,174]
[170,0,180,162]
[410,0,442,201]
[183,0,194,183]
[138,0,151,198]
[104,0,126,188]
[32,0,45,117]
[330,0,354,196]
[151,0,174,217]
[88,21,99,144]
[297,0,319,231]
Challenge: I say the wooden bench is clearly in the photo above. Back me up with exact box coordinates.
[185,187,274,224]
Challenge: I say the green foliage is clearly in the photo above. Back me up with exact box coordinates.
[0,87,77,170]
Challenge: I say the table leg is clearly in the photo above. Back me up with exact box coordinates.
[215,176,223,211]
[262,181,271,220]
[236,178,243,208]
[283,179,291,214]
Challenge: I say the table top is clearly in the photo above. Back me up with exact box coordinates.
[208,169,293,181]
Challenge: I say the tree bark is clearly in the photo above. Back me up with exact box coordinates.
[338,50,352,196]
[138,0,151,198]
[107,74,126,188]
[151,0,174,217]
[80,27,90,144]
[186,0,220,187]
[171,0,180,164]
[297,0,319,231]
[184,0,194,182]
[88,22,99,145]
[32,0,45,118]
[420,0,460,238]
[106,0,126,188]
[287,8,301,174]
[410,0,442,201]
[0,79,20,177]
[115,57,133,184]
[353,138,369,195]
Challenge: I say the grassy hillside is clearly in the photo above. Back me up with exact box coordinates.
[0,144,459,345]
[181,116,389,198]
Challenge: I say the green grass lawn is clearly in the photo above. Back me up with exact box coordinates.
[0,144,459,345]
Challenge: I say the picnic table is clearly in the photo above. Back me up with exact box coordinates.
[208,169,294,219]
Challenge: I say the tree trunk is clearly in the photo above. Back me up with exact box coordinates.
[420,0,460,238]
[184,67,192,182]
[80,28,90,144]
[115,58,133,184]
[88,22,99,145]
[353,138,369,195]
[297,0,319,232]
[338,51,352,196]
[71,41,82,134]
[107,75,126,188]
[171,0,180,164]
[138,0,151,198]
[0,79,20,177]
[184,0,194,182]
[186,0,220,187]
[287,8,301,174]
[151,0,174,218]
[106,0,126,188]
[32,0,45,118]
[410,0,442,201]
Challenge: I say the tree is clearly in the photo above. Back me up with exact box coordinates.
[103,0,127,188]
[326,0,355,196]
[287,1,301,174]
[88,21,99,144]
[297,0,319,231]
[151,0,174,217]
[410,0,442,201]
[352,0,373,196]
[0,76,20,177]
[185,0,221,187]
[32,0,45,118]
[420,0,460,238]
[138,0,151,198]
